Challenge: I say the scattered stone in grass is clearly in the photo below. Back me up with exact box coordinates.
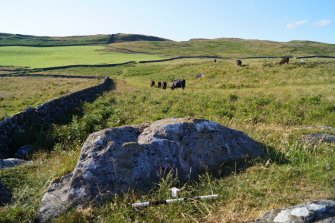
[251,200,335,223]
[301,133,335,146]
[318,126,335,131]
[0,158,32,169]
[195,73,204,78]
[265,159,272,167]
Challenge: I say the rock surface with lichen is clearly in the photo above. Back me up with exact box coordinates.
[38,118,263,222]
[251,200,335,223]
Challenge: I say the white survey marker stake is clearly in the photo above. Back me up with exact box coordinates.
[170,187,180,198]
[131,194,219,208]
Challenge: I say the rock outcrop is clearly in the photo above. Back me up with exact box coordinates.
[0,158,32,169]
[301,133,335,147]
[0,182,12,206]
[38,118,263,222]
[252,200,335,223]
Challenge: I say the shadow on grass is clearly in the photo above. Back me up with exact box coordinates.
[218,141,289,177]
[261,143,289,165]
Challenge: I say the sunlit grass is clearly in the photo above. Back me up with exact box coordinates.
[0,46,164,68]
[0,58,334,222]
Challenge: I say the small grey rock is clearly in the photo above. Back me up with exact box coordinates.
[265,159,272,167]
[301,133,335,146]
[251,200,335,223]
[0,158,32,169]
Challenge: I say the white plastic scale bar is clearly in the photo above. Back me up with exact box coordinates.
[132,194,219,208]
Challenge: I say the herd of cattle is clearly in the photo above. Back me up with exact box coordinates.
[150,79,186,90]
[150,57,290,89]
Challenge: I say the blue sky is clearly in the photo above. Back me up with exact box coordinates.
[1,0,334,43]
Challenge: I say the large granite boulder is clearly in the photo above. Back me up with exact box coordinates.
[251,200,335,222]
[0,182,12,206]
[38,118,263,222]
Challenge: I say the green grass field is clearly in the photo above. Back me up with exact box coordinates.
[0,46,164,68]
[0,58,334,222]
[0,77,100,120]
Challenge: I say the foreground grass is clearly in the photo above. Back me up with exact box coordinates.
[0,77,100,120]
[0,59,334,222]
[0,46,164,68]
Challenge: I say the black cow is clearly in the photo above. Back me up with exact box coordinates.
[171,79,186,90]
[279,57,290,65]
[162,82,167,90]
[236,59,242,66]
[157,81,162,88]
[150,80,155,87]
[214,59,217,63]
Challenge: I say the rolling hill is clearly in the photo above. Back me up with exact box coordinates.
[105,38,335,57]
[1,32,335,68]
[0,33,169,46]
[1,32,335,57]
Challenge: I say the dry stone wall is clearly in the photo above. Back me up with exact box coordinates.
[0,77,112,158]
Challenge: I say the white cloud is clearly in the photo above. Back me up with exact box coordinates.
[313,19,331,27]
[286,19,308,29]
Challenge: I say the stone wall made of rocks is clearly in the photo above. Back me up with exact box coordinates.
[0,77,112,158]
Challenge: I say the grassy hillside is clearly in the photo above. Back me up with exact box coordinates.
[1,33,335,71]
[106,38,335,57]
[1,32,335,58]
[0,33,168,46]
[1,58,334,222]
[0,46,165,68]
[0,33,110,46]
[108,33,169,43]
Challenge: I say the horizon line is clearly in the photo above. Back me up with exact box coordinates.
[1,31,334,45]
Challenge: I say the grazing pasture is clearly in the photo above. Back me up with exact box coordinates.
[1,58,334,222]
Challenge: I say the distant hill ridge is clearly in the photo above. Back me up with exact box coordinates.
[1,32,335,57]
[106,37,335,57]
[0,33,169,46]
